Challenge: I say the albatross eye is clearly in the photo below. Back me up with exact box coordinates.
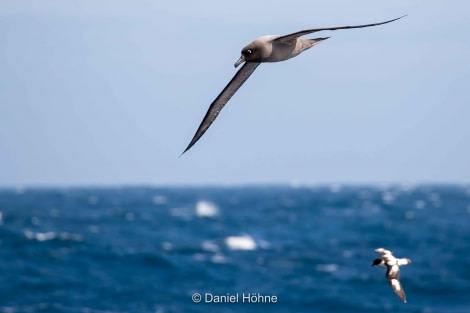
[246,49,252,54]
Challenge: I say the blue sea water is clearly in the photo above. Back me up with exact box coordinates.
[0,184,469,313]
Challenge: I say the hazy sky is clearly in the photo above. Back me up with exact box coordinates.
[1,1,469,187]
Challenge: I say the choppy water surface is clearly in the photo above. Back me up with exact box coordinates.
[0,184,469,312]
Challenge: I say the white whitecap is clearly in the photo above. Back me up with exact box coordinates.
[225,235,257,251]
[400,183,415,194]
[162,242,173,251]
[315,263,339,273]
[258,239,270,249]
[382,192,395,204]
[195,201,219,218]
[289,179,302,188]
[211,253,228,264]
[152,195,167,205]
[24,230,56,242]
[415,200,426,209]
[24,230,35,240]
[36,232,56,242]
[202,240,219,252]
[58,232,83,242]
[170,207,192,219]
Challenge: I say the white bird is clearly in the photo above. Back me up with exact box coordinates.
[182,16,406,154]
[372,248,412,303]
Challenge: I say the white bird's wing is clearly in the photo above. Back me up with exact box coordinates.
[397,258,412,266]
[386,264,407,303]
[375,248,393,256]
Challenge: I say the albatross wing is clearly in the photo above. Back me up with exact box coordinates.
[274,15,406,43]
[182,62,260,154]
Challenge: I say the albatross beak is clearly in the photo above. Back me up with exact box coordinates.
[234,55,245,68]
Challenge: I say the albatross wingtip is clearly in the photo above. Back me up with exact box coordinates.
[396,14,408,21]
[179,145,191,157]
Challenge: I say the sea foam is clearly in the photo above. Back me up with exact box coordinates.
[195,201,219,218]
[225,235,256,251]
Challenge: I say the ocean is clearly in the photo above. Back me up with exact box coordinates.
[0,184,469,313]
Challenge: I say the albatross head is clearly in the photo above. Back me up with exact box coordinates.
[234,42,262,67]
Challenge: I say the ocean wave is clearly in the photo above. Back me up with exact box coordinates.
[23,230,83,242]
[201,240,219,252]
[225,235,257,251]
[315,263,339,273]
[195,200,219,218]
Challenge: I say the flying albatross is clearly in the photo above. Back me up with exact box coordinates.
[182,15,406,154]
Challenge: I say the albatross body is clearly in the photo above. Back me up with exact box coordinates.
[372,248,412,303]
[182,16,406,154]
